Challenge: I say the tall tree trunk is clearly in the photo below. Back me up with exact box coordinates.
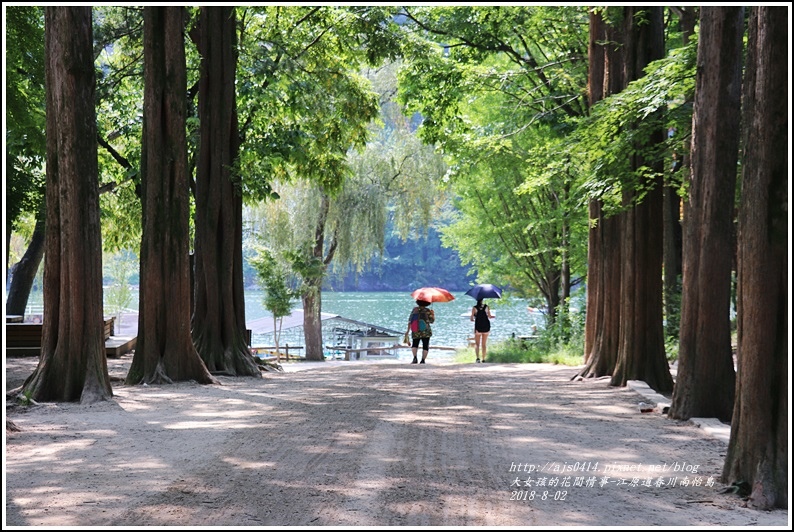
[662,176,683,338]
[582,9,606,365]
[611,7,673,393]
[302,192,335,361]
[6,213,45,316]
[578,9,622,377]
[560,180,571,306]
[191,6,260,377]
[723,5,788,510]
[23,6,111,403]
[302,278,324,361]
[669,7,743,422]
[543,273,561,325]
[579,209,622,378]
[128,6,218,386]
[662,7,697,340]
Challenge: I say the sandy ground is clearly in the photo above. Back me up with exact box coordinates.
[4,354,789,528]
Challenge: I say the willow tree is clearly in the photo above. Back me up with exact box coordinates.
[233,7,404,360]
[248,68,446,360]
[127,6,218,386]
[723,5,788,510]
[21,6,112,403]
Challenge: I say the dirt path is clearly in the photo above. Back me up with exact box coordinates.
[4,356,788,527]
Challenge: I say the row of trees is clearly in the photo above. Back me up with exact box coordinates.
[369,6,788,508]
[7,6,409,378]
[391,7,689,387]
[586,8,787,507]
[6,6,461,365]
[4,6,787,509]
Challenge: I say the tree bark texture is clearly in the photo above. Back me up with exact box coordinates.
[6,213,45,315]
[191,7,260,377]
[669,7,743,422]
[578,9,622,377]
[24,7,112,404]
[579,207,621,378]
[722,6,788,510]
[128,6,218,386]
[611,7,673,393]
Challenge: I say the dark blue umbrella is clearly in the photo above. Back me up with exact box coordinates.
[465,283,502,300]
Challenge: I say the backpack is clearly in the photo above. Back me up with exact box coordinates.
[410,307,428,333]
[475,305,490,330]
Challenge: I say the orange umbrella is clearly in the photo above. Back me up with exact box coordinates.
[410,287,456,303]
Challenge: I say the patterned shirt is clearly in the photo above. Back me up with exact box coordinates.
[409,306,435,339]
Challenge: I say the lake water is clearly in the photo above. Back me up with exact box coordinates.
[21,289,546,357]
[246,290,545,350]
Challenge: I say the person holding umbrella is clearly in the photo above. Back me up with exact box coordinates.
[407,300,435,364]
[470,298,494,362]
[406,287,454,364]
[465,284,501,363]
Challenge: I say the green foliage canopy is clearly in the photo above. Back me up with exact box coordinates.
[575,39,697,215]
[5,6,46,233]
[235,6,401,199]
[395,6,591,309]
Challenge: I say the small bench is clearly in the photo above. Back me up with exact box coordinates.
[6,317,120,357]
[105,335,137,358]
[6,323,44,348]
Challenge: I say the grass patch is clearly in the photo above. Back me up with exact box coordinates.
[453,337,583,366]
